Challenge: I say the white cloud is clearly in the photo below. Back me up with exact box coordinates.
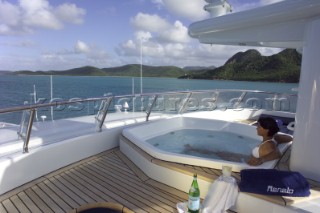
[163,43,186,57]
[19,0,61,29]
[131,13,170,32]
[75,40,90,53]
[134,31,152,42]
[0,1,20,26]
[19,0,49,12]
[124,40,136,49]
[0,0,86,35]
[161,0,208,21]
[55,3,86,25]
[117,38,189,66]
[142,42,165,57]
[121,11,192,63]
[25,40,112,70]
[23,9,63,30]
[116,40,137,57]
[74,40,109,63]
[0,24,11,35]
[158,20,190,43]
[42,53,62,60]
[255,47,283,56]
[131,13,190,44]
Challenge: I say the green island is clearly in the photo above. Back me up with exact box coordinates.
[12,49,301,83]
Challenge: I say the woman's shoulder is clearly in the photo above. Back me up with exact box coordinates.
[261,139,277,149]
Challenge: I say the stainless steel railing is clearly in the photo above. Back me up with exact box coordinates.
[0,89,298,154]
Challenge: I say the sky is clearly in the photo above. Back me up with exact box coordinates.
[0,0,284,71]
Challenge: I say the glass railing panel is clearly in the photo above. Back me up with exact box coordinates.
[237,92,297,112]
[0,111,22,125]
[146,92,190,115]
[179,91,218,113]
[273,94,297,113]
[213,90,244,110]
[38,97,105,121]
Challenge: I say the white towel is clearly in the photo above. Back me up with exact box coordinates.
[201,176,238,213]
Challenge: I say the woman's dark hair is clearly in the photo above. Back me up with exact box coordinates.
[258,117,280,136]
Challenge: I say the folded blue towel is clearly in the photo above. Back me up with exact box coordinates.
[239,169,310,197]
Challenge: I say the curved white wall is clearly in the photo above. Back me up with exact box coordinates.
[290,18,320,181]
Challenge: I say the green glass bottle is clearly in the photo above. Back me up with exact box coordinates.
[187,174,200,213]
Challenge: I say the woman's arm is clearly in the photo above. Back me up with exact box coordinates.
[274,133,293,144]
[247,150,281,165]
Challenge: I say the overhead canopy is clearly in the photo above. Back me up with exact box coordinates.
[188,0,320,48]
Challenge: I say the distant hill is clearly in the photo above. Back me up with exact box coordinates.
[13,49,301,82]
[0,71,12,75]
[180,49,301,83]
[101,64,184,77]
[14,64,185,78]
[183,66,216,71]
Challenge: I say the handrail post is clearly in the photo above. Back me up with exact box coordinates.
[146,95,158,121]
[234,91,247,108]
[273,94,279,111]
[22,109,35,153]
[178,92,193,114]
[95,97,113,132]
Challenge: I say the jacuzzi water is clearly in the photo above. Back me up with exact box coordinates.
[121,116,291,172]
[146,129,258,162]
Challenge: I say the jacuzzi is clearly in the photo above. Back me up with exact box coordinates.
[121,117,291,172]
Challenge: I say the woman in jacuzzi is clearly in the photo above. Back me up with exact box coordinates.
[184,117,292,165]
[247,117,282,166]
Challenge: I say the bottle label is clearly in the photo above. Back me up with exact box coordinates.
[188,195,200,211]
[189,187,196,193]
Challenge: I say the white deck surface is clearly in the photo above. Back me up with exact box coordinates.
[0,112,164,159]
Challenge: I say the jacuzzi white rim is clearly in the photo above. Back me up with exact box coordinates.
[122,117,291,172]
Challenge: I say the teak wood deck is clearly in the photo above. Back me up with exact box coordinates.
[0,148,190,213]
[1,146,319,213]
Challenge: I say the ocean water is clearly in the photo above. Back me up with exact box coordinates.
[0,75,298,124]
